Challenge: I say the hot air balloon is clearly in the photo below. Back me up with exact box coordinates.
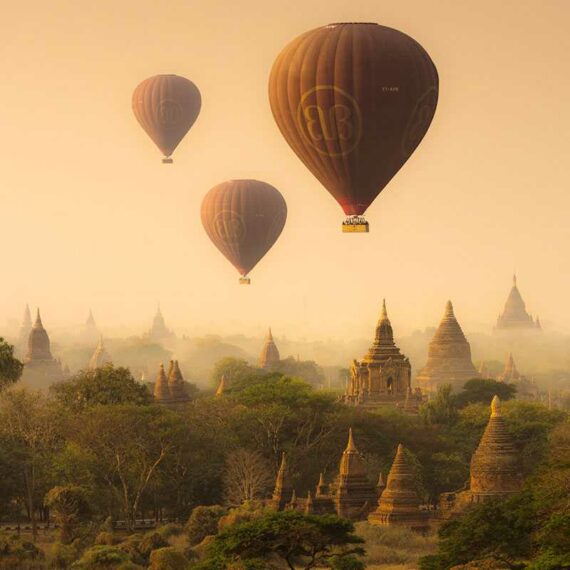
[201,180,287,284]
[132,74,201,163]
[268,23,438,232]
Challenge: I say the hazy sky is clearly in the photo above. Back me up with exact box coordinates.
[1,0,568,339]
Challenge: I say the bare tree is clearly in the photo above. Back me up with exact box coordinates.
[223,449,273,506]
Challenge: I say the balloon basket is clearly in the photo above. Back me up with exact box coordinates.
[162,157,173,164]
[239,277,251,285]
[342,216,369,233]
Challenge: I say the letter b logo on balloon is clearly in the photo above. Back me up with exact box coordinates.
[157,99,183,128]
[296,86,362,157]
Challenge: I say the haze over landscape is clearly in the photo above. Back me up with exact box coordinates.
[1,0,569,339]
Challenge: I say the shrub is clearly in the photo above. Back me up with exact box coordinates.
[94,532,115,546]
[137,532,169,560]
[72,544,129,568]
[156,524,183,540]
[185,506,227,545]
[51,541,80,568]
[149,547,189,570]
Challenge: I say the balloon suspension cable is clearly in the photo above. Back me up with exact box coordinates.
[239,276,251,285]
[162,157,173,164]
[342,215,369,233]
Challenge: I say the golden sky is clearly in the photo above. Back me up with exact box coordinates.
[0,0,568,338]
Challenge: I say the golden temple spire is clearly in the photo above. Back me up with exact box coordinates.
[346,428,357,452]
[381,299,388,320]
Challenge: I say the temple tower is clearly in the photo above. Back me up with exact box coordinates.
[345,300,415,409]
[270,453,293,511]
[415,301,480,392]
[82,310,100,344]
[259,328,280,370]
[470,396,523,500]
[497,353,521,383]
[88,337,112,369]
[495,275,540,332]
[153,363,171,403]
[368,444,428,530]
[148,305,175,343]
[26,309,54,362]
[168,360,189,403]
[335,429,377,520]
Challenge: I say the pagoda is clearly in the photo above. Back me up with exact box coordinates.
[495,275,540,332]
[497,354,539,400]
[88,337,112,369]
[23,309,64,385]
[148,305,175,343]
[415,301,480,392]
[368,444,428,530]
[167,360,190,403]
[81,310,100,345]
[153,363,171,403]
[439,396,523,518]
[497,353,521,383]
[258,328,280,370]
[345,300,419,410]
[270,453,294,511]
[334,429,377,520]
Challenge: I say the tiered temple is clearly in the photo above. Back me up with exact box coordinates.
[148,306,175,343]
[368,444,429,530]
[88,337,112,369]
[439,396,523,518]
[270,429,377,521]
[23,309,64,384]
[258,328,280,370]
[345,300,420,410]
[495,275,541,332]
[415,301,480,392]
[153,363,171,402]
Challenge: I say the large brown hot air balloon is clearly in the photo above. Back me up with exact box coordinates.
[132,74,201,163]
[201,180,287,284]
[268,23,438,232]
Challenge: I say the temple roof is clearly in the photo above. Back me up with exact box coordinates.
[361,300,407,364]
[86,310,96,328]
[496,275,540,330]
[26,309,54,362]
[259,327,280,369]
[149,305,174,341]
[339,428,366,477]
[168,360,188,401]
[498,353,521,383]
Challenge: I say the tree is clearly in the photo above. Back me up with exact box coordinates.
[45,485,90,544]
[210,357,261,390]
[274,357,326,388]
[198,511,365,570]
[0,389,57,540]
[0,338,23,391]
[420,385,458,426]
[50,364,152,412]
[66,405,181,530]
[223,449,273,506]
[454,378,517,408]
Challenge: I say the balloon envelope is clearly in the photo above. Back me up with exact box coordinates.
[201,180,287,279]
[132,74,201,161]
[268,23,438,216]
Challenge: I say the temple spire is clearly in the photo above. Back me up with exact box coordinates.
[490,395,501,418]
[34,308,43,329]
[259,327,280,369]
[154,363,170,402]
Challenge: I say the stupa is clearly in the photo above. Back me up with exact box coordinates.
[439,396,523,518]
[81,310,100,345]
[497,354,539,400]
[497,353,521,383]
[153,363,171,403]
[23,309,64,384]
[148,305,175,343]
[167,360,190,403]
[415,301,480,392]
[258,328,280,369]
[270,453,294,511]
[495,275,540,332]
[368,444,428,530]
[334,429,377,519]
[345,300,419,410]
[88,337,112,369]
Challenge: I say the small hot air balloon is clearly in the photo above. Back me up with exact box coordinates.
[201,180,287,284]
[132,74,201,163]
[268,23,438,232]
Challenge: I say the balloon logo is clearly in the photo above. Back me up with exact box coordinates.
[297,86,362,157]
[157,100,183,128]
[402,87,438,158]
[213,211,247,244]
